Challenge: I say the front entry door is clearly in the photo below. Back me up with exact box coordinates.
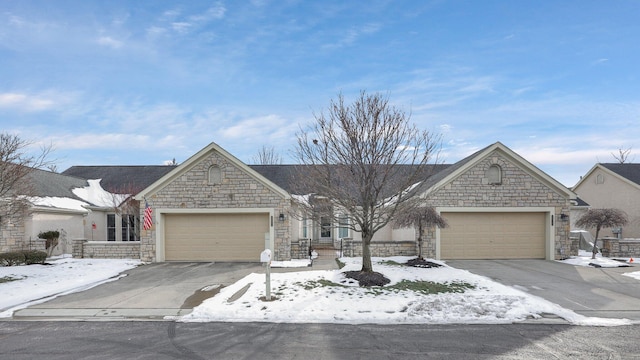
[320,216,332,243]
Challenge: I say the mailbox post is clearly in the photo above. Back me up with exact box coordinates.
[260,249,272,301]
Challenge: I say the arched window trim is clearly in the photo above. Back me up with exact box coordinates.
[208,165,222,185]
[487,164,502,185]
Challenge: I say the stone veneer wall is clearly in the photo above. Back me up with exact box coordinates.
[601,238,640,258]
[0,203,29,253]
[291,238,312,259]
[424,151,573,260]
[341,240,417,257]
[139,150,291,262]
[72,239,140,259]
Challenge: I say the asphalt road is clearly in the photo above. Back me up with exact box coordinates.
[1,321,639,359]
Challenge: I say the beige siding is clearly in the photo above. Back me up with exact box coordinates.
[574,169,640,239]
[440,212,546,259]
[164,213,269,261]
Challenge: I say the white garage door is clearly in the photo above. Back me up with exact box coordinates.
[440,212,546,259]
[164,213,269,262]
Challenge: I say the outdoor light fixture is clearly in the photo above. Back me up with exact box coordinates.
[559,213,569,221]
[279,213,285,221]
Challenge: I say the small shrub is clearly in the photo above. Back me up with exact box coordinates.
[0,251,26,266]
[23,250,47,265]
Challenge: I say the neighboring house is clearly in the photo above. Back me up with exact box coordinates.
[62,165,176,243]
[0,168,122,256]
[573,163,640,239]
[43,141,576,262]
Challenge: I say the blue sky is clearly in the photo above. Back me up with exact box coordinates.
[1,1,638,187]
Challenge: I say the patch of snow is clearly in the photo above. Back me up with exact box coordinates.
[0,257,142,317]
[271,259,312,268]
[28,196,91,212]
[73,179,128,207]
[560,250,633,268]
[623,271,640,281]
[180,256,632,326]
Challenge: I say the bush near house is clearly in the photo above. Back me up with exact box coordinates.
[0,250,48,266]
[23,250,47,264]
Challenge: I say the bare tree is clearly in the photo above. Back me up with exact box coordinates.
[612,147,634,164]
[0,133,54,214]
[575,208,628,259]
[252,146,283,165]
[294,91,441,274]
[394,206,448,260]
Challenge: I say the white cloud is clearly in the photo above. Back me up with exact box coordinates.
[171,22,192,34]
[97,36,123,49]
[218,114,297,141]
[324,23,382,49]
[0,92,56,112]
[189,3,227,22]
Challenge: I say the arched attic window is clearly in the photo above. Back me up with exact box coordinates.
[487,164,502,185]
[208,165,222,185]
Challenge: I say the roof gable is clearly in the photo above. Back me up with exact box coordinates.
[601,163,640,187]
[573,163,640,192]
[423,142,575,199]
[135,142,290,201]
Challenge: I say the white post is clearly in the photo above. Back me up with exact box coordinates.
[260,248,272,301]
[265,261,271,301]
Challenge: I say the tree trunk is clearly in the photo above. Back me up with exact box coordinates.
[361,232,373,273]
[417,222,424,259]
[593,227,601,260]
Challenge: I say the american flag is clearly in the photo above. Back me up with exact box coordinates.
[143,200,153,230]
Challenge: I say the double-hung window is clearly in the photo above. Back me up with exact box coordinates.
[338,214,350,238]
[107,214,116,241]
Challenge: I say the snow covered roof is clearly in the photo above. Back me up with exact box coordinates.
[25,168,127,212]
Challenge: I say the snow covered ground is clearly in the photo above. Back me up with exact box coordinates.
[0,256,142,318]
[1,253,637,325]
[561,250,635,268]
[181,256,636,326]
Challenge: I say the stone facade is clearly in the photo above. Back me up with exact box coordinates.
[601,237,640,258]
[0,203,29,253]
[73,239,140,259]
[139,149,291,262]
[423,151,573,260]
[291,238,312,259]
[341,239,417,258]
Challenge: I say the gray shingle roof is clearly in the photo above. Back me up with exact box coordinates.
[62,166,177,194]
[26,168,89,200]
[600,163,640,186]
[249,164,451,196]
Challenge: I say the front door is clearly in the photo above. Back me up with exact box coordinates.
[320,216,332,244]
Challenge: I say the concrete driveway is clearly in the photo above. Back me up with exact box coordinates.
[12,257,338,321]
[447,259,640,321]
[13,262,264,320]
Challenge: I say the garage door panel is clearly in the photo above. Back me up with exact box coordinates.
[164,213,269,262]
[441,212,545,259]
